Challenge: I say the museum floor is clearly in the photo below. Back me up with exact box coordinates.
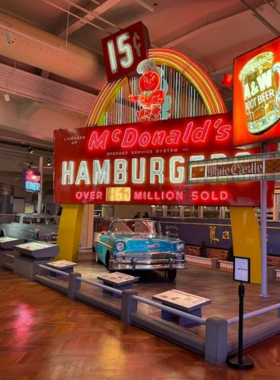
[77,251,280,342]
[1,253,280,379]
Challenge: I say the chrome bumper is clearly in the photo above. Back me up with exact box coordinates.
[109,258,186,271]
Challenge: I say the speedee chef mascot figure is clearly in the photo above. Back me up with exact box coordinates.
[129,59,171,121]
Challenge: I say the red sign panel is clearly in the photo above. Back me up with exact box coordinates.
[102,21,151,82]
[22,169,41,193]
[54,113,274,206]
[234,37,280,147]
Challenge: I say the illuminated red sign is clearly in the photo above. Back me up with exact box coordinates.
[129,59,171,121]
[102,22,151,83]
[54,113,274,206]
[22,169,41,192]
[234,37,280,147]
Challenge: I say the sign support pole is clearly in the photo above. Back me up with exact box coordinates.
[37,156,43,214]
[261,143,268,297]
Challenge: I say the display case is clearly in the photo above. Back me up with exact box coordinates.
[0,237,25,250]
[14,241,59,259]
[13,241,60,281]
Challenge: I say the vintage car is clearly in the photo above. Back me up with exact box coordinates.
[0,213,58,243]
[95,219,186,280]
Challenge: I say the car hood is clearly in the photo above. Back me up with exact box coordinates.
[113,233,177,253]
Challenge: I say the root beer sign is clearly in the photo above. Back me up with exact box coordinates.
[54,113,274,206]
[234,37,280,147]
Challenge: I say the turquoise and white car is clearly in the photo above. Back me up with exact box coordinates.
[95,219,186,281]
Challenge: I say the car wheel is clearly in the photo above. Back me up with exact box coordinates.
[105,252,113,272]
[168,269,177,281]
[0,230,4,237]
[105,252,110,268]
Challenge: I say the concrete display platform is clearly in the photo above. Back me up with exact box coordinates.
[75,251,280,342]
[0,237,25,250]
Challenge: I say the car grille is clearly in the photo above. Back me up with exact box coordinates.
[124,252,174,260]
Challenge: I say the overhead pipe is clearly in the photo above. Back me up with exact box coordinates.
[240,0,280,36]
[59,0,121,30]
[43,0,107,33]
[0,11,107,90]
[263,0,280,18]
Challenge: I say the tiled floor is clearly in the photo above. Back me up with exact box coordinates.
[2,265,280,380]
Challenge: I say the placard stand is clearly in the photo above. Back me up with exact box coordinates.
[227,257,254,370]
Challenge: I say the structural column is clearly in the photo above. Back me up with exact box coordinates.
[37,156,43,213]
[80,204,94,249]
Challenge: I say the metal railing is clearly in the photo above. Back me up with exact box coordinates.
[2,252,15,270]
[4,253,15,259]
[38,264,70,277]
[185,255,212,267]
[218,260,233,271]
[35,265,205,323]
[227,302,280,325]
[76,276,122,296]
[132,295,206,325]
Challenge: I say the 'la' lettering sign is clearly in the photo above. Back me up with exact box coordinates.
[53,113,274,206]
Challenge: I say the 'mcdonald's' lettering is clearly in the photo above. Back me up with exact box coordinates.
[88,130,109,149]
[87,118,232,151]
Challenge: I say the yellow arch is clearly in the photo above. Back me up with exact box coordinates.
[86,48,227,127]
[57,49,261,284]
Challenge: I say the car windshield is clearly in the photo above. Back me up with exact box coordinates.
[31,218,57,225]
[110,220,161,235]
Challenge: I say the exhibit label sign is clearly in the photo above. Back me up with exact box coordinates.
[54,113,274,206]
[187,152,280,184]
[234,37,280,147]
[152,289,211,309]
[234,257,250,283]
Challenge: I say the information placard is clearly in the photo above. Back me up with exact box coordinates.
[234,257,250,283]
[153,289,211,310]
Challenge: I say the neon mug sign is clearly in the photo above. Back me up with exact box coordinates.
[239,51,280,134]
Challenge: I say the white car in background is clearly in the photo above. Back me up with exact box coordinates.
[0,213,58,243]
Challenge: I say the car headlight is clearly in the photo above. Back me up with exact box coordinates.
[176,242,185,252]
[115,241,125,252]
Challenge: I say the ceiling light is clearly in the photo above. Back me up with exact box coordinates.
[47,157,51,166]
[3,94,10,102]
[5,32,14,44]
[28,145,33,154]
